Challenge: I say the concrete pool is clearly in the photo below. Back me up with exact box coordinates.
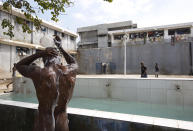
[1,76,193,130]
[1,93,193,122]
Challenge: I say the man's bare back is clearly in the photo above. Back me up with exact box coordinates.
[15,36,78,131]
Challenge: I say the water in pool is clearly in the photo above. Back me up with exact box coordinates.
[0,93,193,122]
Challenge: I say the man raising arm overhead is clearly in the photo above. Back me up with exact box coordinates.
[53,35,78,131]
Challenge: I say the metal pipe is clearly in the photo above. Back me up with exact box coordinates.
[124,37,126,75]
[189,42,193,75]
[123,34,128,75]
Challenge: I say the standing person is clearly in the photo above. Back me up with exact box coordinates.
[5,63,16,93]
[140,62,147,78]
[15,35,78,131]
[102,63,107,74]
[12,63,17,77]
[155,63,159,78]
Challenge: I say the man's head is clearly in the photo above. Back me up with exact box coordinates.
[42,47,61,66]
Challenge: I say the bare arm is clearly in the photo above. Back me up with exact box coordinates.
[15,52,43,78]
[16,49,57,78]
[16,52,42,67]
[54,35,78,75]
[54,35,77,65]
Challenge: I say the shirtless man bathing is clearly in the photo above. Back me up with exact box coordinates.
[15,35,78,131]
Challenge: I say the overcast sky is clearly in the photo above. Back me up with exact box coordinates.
[50,0,193,32]
[2,0,193,33]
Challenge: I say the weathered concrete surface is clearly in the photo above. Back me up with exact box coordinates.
[0,104,36,131]
[0,101,189,131]
[0,44,17,72]
[77,21,133,33]
[77,21,135,48]
[69,114,180,131]
[0,10,76,72]
[77,42,191,75]
[0,11,76,49]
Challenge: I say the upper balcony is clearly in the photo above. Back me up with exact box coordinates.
[109,22,193,46]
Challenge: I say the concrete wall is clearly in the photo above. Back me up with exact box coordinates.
[33,27,76,51]
[0,11,30,42]
[0,99,190,131]
[79,30,98,44]
[77,42,191,75]
[74,78,193,110]
[13,77,193,113]
[13,77,36,97]
[98,36,108,48]
[0,44,29,72]
[0,44,15,72]
[0,44,35,72]
[77,21,133,33]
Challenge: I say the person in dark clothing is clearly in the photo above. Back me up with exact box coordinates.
[102,63,107,74]
[140,62,147,78]
[155,63,159,78]
[12,63,16,77]
[4,64,16,93]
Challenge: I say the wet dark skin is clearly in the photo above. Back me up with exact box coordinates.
[15,36,78,131]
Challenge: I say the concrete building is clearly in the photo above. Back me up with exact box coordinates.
[0,3,77,73]
[77,21,137,48]
[77,21,193,75]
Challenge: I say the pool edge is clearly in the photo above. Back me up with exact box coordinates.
[0,99,192,131]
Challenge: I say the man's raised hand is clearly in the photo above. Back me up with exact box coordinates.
[38,47,58,57]
[53,35,62,48]
[46,47,58,57]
